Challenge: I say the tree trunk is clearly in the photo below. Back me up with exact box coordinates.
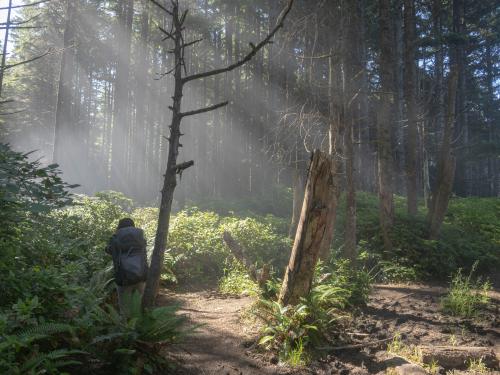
[427,70,458,240]
[377,0,396,254]
[133,0,150,201]
[110,0,134,193]
[53,0,76,166]
[452,0,469,197]
[289,167,305,239]
[403,0,419,216]
[342,0,360,261]
[142,4,185,308]
[279,151,337,306]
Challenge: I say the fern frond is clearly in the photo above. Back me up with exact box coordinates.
[18,323,74,341]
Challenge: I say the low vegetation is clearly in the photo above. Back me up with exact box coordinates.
[441,262,491,318]
[1,144,498,372]
[0,145,184,374]
[256,260,372,365]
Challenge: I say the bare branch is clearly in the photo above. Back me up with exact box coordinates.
[179,9,189,25]
[0,26,45,30]
[154,65,176,80]
[180,101,229,118]
[167,37,202,52]
[182,0,294,84]
[159,25,174,40]
[150,0,173,16]
[0,14,41,26]
[0,0,50,10]
[182,38,203,49]
[173,160,194,174]
[2,49,51,71]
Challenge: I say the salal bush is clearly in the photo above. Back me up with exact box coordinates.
[159,208,291,283]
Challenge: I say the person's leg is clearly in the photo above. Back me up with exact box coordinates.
[135,282,145,296]
[116,284,135,315]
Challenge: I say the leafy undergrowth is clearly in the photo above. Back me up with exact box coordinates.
[2,142,499,372]
[0,144,186,374]
[334,192,500,282]
[254,260,372,366]
[441,262,491,318]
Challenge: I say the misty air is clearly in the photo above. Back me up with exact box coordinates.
[0,0,499,374]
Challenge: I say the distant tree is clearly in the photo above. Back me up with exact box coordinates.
[377,0,396,254]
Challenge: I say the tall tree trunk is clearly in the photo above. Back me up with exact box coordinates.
[452,0,468,196]
[429,0,445,207]
[133,0,150,201]
[318,47,341,262]
[427,70,458,240]
[342,0,360,261]
[110,0,134,193]
[485,42,497,196]
[403,0,419,216]
[0,0,13,97]
[143,4,186,308]
[377,0,396,254]
[53,0,76,166]
[279,151,337,306]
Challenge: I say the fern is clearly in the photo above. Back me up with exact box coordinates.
[20,349,85,372]
[18,322,74,340]
[91,332,127,344]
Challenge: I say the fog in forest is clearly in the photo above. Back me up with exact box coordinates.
[1,0,499,208]
[2,1,500,373]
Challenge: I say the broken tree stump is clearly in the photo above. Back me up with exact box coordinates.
[420,346,499,370]
[278,150,337,306]
[223,231,270,287]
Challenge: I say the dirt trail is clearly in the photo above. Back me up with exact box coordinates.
[159,289,293,375]
[159,285,500,375]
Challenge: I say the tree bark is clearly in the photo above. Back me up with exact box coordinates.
[279,151,337,306]
[110,0,134,193]
[133,0,150,201]
[377,0,396,254]
[289,167,305,239]
[53,0,76,166]
[427,69,458,240]
[342,0,360,261]
[403,0,419,216]
[143,3,185,307]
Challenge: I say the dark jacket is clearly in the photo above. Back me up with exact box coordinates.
[106,227,147,286]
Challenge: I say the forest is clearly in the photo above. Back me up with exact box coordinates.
[0,0,499,374]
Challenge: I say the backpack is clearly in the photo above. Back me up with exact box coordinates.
[111,227,148,286]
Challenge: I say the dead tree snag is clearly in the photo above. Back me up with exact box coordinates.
[279,150,337,306]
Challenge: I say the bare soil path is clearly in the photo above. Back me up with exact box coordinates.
[158,285,500,375]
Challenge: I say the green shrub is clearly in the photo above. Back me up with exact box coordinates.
[219,261,259,296]
[257,260,372,365]
[441,262,491,318]
[222,216,292,270]
[163,208,291,283]
[0,145,187,373]
[168,209,227,282]
[258,300,317,365]
[88,292,187,374]
[334,192,500,280]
